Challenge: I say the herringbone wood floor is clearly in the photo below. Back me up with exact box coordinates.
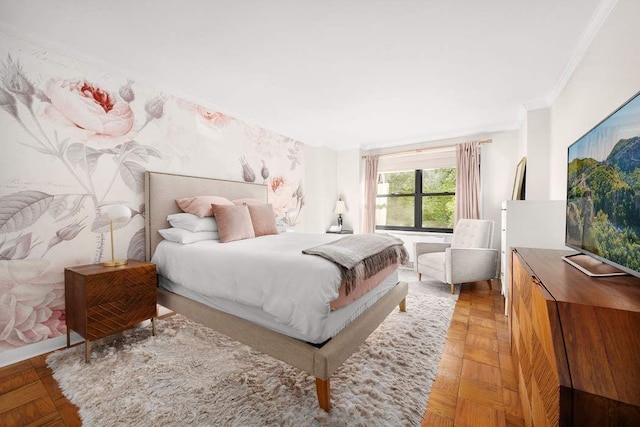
[0,278,523,426]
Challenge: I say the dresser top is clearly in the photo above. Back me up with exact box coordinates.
[515,247,640,313]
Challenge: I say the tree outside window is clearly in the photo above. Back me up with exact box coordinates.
[376,168,455,232]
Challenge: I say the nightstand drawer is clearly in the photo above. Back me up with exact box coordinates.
[86,293,157,339]
[85,267,156,306]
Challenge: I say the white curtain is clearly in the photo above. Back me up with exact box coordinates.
[362,155,379,234]
[455,141,481,223]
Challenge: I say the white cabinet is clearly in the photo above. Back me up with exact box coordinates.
[500,200,567,313]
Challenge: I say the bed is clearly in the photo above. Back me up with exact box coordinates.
[144,170,409,411]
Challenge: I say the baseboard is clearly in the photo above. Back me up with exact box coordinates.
[0,332,84,368]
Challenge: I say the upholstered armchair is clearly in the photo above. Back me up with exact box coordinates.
[414,219,499,294]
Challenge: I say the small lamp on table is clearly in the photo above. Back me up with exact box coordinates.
[103,204,131,267]
[333,199,348,231]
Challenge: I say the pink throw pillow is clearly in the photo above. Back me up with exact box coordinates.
[211,204,256,243]
[248,204,278,237]
[176,196,233,218]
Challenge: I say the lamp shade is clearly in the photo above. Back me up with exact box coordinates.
[333,200,347,215]
[107,205,131,221]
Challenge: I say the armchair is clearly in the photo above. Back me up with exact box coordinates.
[414,219,499,294]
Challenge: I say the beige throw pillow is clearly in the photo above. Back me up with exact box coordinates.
[211,204,256,243]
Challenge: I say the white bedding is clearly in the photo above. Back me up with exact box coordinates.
[151,232,399,343]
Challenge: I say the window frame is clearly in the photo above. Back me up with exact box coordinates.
[375,168,455,233]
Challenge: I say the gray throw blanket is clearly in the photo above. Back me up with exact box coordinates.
[303,234,408,295]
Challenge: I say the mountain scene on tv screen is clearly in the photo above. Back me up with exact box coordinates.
[566,136,640,272]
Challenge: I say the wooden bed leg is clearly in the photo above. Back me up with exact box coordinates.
[315,377,330,412]
[399,297,406,312]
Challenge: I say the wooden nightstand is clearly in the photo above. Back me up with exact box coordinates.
[64,260,157,362]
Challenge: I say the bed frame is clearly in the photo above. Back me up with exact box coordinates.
[144,170,408,411]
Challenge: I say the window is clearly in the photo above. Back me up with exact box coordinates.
[375,167,456,232]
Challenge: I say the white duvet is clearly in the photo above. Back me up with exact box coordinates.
[152,232,353,341]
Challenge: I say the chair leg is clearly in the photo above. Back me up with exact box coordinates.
[418,273,422,281]
[450,283,455,294]
[488,279,493,291]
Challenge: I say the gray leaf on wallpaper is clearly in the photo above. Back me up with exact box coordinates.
[0,191,54,234]
[19,141,54,156]
[119,161,145,193]
[123,141,162,163]
[144,145,162,159]
[127,228,145,261]
[48,197,67,219]
[0,233,35,260]
[66,143,103,174]
[48,194,87,222]
[55,137,69,155]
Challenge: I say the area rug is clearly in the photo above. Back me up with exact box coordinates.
[47,282,456,426]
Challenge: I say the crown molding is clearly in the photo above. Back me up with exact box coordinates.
[522,100,551,111]
[547,0,618,105]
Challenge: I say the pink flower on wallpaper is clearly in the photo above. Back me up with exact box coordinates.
[267,176,295,217]
[197,106,233,128]
[0,259,66,350]
[46,79,134,137]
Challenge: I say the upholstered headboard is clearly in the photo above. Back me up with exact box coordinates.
[144,171,268,261]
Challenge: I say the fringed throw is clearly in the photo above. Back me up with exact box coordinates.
[302,234,409,295]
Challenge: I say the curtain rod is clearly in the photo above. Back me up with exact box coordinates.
[361,139,492,159]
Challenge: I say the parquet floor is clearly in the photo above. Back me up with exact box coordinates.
[421,278,524,426]
[0,277,522,426]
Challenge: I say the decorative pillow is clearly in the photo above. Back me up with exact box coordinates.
[211,204,256,243]
[232,198,263,206]
[247,204,278,237]
[167,213,218,232]
[158,228,220,244]
[176,196,233,218]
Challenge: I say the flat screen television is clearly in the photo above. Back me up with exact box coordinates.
[565,90,640,278]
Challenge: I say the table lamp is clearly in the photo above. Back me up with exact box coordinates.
[103,204,131,267]
[333,199,347,230]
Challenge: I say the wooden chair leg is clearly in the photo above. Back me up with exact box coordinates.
[315,377,330,412]
[450,283,455,294]
[418,272,422,281]
[399,297,406,312]
[488,279,493,291]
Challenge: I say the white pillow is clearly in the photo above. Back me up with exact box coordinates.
[167,213,218,232]
[158,228,220,244]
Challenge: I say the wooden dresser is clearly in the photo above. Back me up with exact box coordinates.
[64,260,157,362]
[509,248,640,426]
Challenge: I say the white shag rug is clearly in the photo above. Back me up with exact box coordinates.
[47,280,456,426]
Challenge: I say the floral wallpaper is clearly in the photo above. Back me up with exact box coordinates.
[0,32,305,352]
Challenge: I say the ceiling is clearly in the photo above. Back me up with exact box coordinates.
[0,0,607,150]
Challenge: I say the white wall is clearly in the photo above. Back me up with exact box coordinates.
[336,149,362,233]
[480,130,521,250]
[523,108,551,200]
[303,145,337,233]
[550,0,640,199]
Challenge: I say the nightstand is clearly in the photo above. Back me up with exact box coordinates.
[326,229,353,234]
[64,260,157,362]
